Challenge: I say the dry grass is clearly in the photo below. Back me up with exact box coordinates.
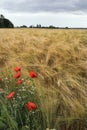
[0,28,87,128]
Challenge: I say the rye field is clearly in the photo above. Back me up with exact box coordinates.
[0,28,87,130]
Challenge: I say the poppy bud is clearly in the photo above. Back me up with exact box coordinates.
[16,79,23,85]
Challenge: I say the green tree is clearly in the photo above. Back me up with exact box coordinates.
[0,14,14,28]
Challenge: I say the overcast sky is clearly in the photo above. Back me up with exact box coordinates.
[0,0,87,27]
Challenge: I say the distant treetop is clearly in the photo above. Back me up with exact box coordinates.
[0,14,14,28]
[0,14,5,19]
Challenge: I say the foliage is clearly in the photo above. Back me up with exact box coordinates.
[0,14,14,28]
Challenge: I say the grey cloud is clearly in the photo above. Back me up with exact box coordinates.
[0,0,87,13]
[75,0,87,11]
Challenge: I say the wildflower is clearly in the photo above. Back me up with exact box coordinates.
[7,91,15,100]
[26,101,37,111]
[29,71,37,78]
[16,79,23,85]
[14,66,21,72]
[14,72,21,79]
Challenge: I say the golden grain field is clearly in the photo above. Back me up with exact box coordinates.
[0,28,87,129]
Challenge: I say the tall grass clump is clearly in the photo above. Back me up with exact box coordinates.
[0,29,87,129]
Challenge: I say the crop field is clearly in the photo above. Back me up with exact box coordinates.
[0,28,87,130]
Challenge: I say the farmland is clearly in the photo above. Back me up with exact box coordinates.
[0,29,87,130]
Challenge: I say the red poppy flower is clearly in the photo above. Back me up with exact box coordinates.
[26,102,37,111]
[14,66,21,72]
[29,71,37,78]
[14,72,21,79]
[7,91,15,100]
[16,79,23,85]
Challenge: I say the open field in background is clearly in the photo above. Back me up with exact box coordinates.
[0,29,87,129]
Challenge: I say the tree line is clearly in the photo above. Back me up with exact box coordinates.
[16,24,69,29]
[0,14,87,29]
